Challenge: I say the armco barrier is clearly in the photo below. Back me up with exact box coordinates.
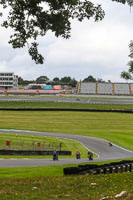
[0,150,71,156]
[1,108,133,114]
[63,160,133,175]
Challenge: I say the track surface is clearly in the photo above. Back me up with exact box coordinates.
[0,130,133,168]
[0,95,133,105]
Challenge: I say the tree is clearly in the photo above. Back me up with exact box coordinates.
[36,76,49,83]
[121,40,133,80]
[82,75,96,82]
[53,76,77,86]
[61,76,71,83]
[52,77,60,85]
[18,76,35,85]
[69,78,77,87]
[0,0,107,64]
[53,77,60,82]
[18,76,24,85]
[0,0,130,64]
[97,78,105,83]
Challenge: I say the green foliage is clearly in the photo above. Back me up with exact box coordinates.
[53,77,60,82]
[18,77,35,85]
[0,0,131,64]
[36,76,49,84]
[112,0,126,3]
[0,133,90,158]
[121,71,132,80]
[0,110,133,151]
[18,77,24,85]
[69,78,77,87]
[18,75,77,86]
[0,0,105,64]
[83,75,97,82]
[0,172,133,199]
[121,40,133,80]
[59,76,77,86]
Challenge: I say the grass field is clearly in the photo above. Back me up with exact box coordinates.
[0,160,133,199]
[0,102,133,199]
[0,110,133,151]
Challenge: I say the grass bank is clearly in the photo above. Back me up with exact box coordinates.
[0,159,131,178]
[0,133,90,159]
[0,171,133,200]
[0,110,133,151]
[0,108,132,199]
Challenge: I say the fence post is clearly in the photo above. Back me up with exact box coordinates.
[16,134,18,150]
[59,142,62,151]
[32,141,34,150]
[31,136,34,150]
[43,142,45,150]
[21,140,24,150]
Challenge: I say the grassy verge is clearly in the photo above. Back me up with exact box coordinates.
[0,169,133,199]
[0,133,91,159]
[0,159,132,199]
[0,110,133,151]
[0,107,132,199]
[0,159,132,178]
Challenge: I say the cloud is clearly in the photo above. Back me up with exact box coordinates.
[0,0,133,82]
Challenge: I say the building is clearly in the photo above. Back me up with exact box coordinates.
[0,72,18,90]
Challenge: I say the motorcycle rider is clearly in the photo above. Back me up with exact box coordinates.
[76,151,80,159]
[88,151,93,160]
[53,150,58,161]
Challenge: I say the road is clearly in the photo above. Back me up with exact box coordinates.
[0,130,133,167]
[0,96,133,105]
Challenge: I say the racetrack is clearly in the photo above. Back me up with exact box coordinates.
[0,130,133,168]
[1,95,133,105]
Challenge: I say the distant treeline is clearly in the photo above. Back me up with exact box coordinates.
[18,75,108,87]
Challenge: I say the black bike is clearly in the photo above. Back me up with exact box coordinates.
[109,142,113,147]
[53,151,58,161]
[76,151,80,159]
[88,152,93,160]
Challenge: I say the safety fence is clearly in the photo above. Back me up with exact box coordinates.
[0,139,62,151]
[0,150,71,156]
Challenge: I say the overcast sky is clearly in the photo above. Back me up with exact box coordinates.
[0,0,133,82]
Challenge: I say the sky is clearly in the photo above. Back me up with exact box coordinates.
[0,0,133,82]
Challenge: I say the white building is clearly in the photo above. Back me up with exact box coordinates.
[0,72,18,90]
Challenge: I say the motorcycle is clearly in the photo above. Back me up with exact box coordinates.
[53,151,58,161]
[76,151,80,159]
[76,154,80,159]
[109,142,113,147]
[88,152,93,160]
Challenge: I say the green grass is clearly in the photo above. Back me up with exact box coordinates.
[0,133,90,159]
[0,110,133,151]
[0,159,131,179]
[0,164,66,178]
[0,107,133,199]
[0,170,133,199]
[0,101,133,110]
[0,159,132,178]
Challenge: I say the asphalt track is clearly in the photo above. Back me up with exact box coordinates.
[0,130,133,168]
[0,96,133,105]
